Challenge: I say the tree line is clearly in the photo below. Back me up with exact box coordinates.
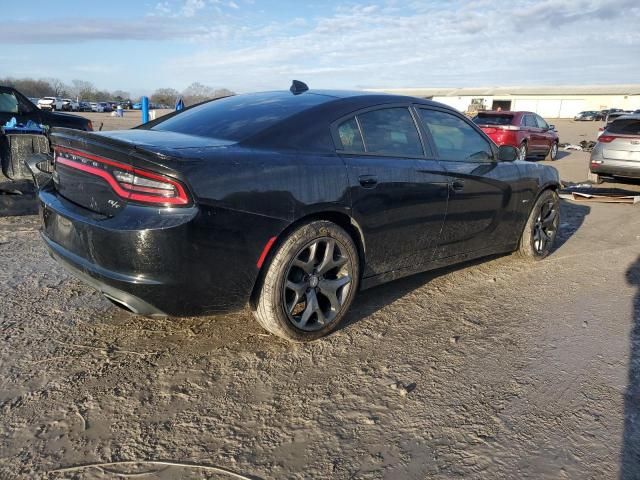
[1,77,235,106]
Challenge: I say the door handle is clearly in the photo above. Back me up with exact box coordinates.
[450,180,465,192]
[358,175,378,188]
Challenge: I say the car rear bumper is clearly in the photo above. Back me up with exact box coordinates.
[39,188,279,316]
[590,159,640,179]
[43,233,168,316]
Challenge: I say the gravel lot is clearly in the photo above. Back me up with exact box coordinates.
[1,119,640,479]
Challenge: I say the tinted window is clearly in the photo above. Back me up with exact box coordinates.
[418,109,493,162]
[524,115,538,128]
[0,92,18,113]
[357,108,423,156]
[336,117,365,152]
[152,92,330,142]
[473,114,514,126]
[535,115,549,129]
[607,119,640,135]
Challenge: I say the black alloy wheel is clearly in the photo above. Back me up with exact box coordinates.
[282,237,353,331]
[518,189,560,259]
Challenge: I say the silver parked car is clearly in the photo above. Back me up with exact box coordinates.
[589,114,640,183]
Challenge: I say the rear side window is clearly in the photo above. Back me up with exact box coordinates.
[0,92,18,113]
[336,117,365,152]
[151,92,329,142]
[357,107,423,157]
[473,114,513,126]
[418,109,493,162]
[607,119,640,135]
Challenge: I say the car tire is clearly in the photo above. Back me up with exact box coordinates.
[518,142,528,161]
[546,142,558,161]
[518,189,560,260]
[253,220,360,342]
[587,170,603,184]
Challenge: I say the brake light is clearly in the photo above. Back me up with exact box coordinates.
[598,135,617,143]
[54,146,190,206]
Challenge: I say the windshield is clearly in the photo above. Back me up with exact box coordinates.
[473,114,514,126]
[150,92,330,142]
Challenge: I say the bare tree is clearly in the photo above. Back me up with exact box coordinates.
[70,80,95,100]
[112,90,130,101]
[46,78,69,97]
[151,88,180,106]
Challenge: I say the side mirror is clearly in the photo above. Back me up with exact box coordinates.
[548,124,556,131]
[498,145,518,162]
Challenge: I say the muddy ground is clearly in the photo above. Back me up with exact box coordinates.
[1,120,640,479]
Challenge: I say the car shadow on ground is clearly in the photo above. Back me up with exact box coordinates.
[621,256,640,478]
[340,199,590,332]
[553,199,590,251]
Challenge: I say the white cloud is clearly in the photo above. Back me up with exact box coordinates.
[181,0,206,17]
[2,0,639,92]
[167,0,640,90]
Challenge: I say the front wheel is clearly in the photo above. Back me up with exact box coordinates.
[253,220,360,342]
[518,189,560,260]
[546,142,558,161]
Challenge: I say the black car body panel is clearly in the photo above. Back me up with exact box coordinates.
[38,89,560,316]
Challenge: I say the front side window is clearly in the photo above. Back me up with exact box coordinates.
[0,92,19,114]
[535,115,549,129]
[356,107,423,157]
[418,109,493,162]
[336,117,365,152]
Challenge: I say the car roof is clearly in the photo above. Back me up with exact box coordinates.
[477,110,527,116]
[611,114,640,121]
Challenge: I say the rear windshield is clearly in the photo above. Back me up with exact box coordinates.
[607,119,640,135]
[151,92,329,142]
[473,114,514,126]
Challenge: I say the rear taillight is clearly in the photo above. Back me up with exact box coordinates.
[54,146,190,206]
[598,135,617,143]
[86,121,93,131]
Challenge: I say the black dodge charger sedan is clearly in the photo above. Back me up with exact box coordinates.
[38,83,560,341]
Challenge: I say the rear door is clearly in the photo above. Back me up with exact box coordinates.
[334,106,449,276]
[415,107,523,260]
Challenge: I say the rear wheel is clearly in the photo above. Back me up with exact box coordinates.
[253,220,359,342]
[518,189,560,260]
[518,142,528,161]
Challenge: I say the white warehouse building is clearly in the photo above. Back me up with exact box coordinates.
[369,85,640,118]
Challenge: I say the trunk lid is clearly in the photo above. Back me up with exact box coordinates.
[50,128,225,216]
[602,119,640,161]
[602,135,640,161]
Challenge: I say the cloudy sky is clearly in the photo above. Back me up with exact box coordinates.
[1,0,639,94]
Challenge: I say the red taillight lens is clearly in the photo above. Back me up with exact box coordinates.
[598,135,616,143]
[54,146,190,206]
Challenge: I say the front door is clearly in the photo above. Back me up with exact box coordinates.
[415,107,523,260]
[333,106,449,277]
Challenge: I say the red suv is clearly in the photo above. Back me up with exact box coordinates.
[473,111,559,161]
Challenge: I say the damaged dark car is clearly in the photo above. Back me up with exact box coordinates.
[1,86,92,212]
[38,84,560,341]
